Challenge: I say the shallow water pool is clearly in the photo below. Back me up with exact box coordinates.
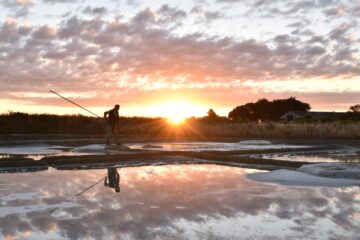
[0,140,312,160]
[0,164,359,239]
[127,140,310,152]
[256,150,360,163]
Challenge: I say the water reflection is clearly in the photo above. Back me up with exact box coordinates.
[104,167,120,192]
[256,148,360,163]
[0,165,359,239]
[258,153,360,163]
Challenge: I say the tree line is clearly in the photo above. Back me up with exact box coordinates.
[228,97,310,121]
[205,97,359,122]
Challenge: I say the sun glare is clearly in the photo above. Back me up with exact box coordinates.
[152,101,205,124]
[168,115,185,125]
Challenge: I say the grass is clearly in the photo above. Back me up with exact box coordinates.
[148,121,360,139]
[188,122,360,139]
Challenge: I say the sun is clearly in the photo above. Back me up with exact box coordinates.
[151,100,205,124]
[167,115,185,125]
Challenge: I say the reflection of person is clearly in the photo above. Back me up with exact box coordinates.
[104,167,120,192]
[104,104,120,145]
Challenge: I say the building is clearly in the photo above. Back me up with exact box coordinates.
[280,111,346,122]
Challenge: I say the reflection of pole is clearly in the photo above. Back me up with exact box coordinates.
[49,176,105,214]
[50,90,101,118]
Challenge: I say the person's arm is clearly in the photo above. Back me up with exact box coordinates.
[104,110,109,119]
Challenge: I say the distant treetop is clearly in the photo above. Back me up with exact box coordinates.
[350,104,360,112]
[207,109,219,118]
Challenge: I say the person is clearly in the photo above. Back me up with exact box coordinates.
[104,167,120,192]
[104,104,120,145]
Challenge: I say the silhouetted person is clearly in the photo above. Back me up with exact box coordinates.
[104,167,120,192]
[104,104,120,145]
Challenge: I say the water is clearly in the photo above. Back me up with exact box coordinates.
[247,168,360,187]
[0,164,359,239]
[127,140,310,152]
[0,144,132,160]
[0,141,358,167]
[298,163,360,179]
[0,140,312,160]
[0,145,68,155]
[257,150,360,163]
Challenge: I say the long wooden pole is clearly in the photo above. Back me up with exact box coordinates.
[49,90,101,118]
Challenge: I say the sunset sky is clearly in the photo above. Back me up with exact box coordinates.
[0,0,359,118]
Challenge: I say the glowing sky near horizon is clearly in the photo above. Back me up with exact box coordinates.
[0,0,359,117]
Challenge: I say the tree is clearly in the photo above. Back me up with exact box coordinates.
[202,109,228,123]
[228,103,253,121]
[270,97,310,120]
[350,104,360,112]
[207,109,219,118]
[228,97,311,121]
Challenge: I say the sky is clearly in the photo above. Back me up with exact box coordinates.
[0,0,359,117]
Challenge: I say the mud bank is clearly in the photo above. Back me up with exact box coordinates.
[0,157,48,172]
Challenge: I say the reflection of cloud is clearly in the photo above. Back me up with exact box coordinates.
[0,165,359,239]
[0,202,80,218]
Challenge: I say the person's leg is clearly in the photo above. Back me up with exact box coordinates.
[106,124,111,145]
[114,124,120,145]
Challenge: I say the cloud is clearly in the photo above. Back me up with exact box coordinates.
[1,0,34,17]
[190,4,205,14]
[0,17,32,42]
[82,6,107,15]
[323,4,347,17]
[157,4,187,26]
[216,0,243,3]
[42,0,80,3]
[1,12,358,93]
[0,1,359,111]
[218,0,359,21]
[305,45,326,56]
[204,10,224,21]
[32,25,57,40]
